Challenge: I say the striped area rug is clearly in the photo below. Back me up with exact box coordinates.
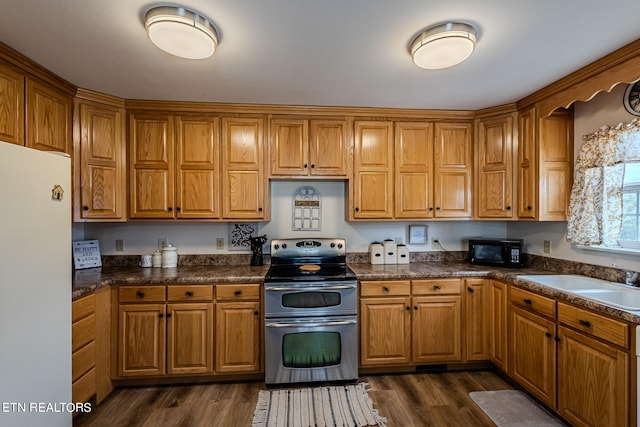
[252,383,387,427]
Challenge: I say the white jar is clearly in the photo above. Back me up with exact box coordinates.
[161,244,178,268]
[152,250,162,267]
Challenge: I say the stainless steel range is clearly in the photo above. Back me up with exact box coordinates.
[264,238,358,385]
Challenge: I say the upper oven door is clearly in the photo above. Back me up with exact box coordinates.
[264,280,357,317]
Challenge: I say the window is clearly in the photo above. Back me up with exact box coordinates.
[621,162,640,247]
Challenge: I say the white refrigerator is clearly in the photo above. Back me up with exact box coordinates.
[0,142,72,427]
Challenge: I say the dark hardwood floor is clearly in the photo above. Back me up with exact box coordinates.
[73,370,515,427]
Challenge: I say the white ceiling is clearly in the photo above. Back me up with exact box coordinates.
[1,0,640,110]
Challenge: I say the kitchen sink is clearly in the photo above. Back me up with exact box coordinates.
[518,274,640,311]
[517,274,617,291]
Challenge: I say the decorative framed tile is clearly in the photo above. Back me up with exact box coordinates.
[228,223,257,251]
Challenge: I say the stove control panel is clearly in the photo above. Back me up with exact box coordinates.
[270,238,347,261]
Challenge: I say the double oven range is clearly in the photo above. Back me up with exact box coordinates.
[264,238,358,385]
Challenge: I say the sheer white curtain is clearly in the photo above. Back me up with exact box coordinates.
[567,118,640,246]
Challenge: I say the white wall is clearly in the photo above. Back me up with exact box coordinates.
[507,83,639,271]
[80,180,506,255]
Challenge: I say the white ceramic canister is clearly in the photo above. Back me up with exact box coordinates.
[397,244,410,264]
[152,250,162,267]
[383,239,397,264]
[161,244,178,268]
[369,243,384,264]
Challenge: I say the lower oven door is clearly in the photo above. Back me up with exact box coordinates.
[265,315,358,385]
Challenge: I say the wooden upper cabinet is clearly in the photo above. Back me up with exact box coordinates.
[175,116,219,219]
[475,113,517,219]
[517,107,537,218]
[270,118,348,177]
[517,106,573,221]
[221,116,266,219]
[352,120,394,219]
[129,113,174,219]
[0,61,24,146]
[26,77,72,154]
[433,122,473,218]
[76,100,126,221]
[395,122,434,219]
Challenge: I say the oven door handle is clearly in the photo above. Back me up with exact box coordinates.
[265,319,357,328]
[265,284,357,292]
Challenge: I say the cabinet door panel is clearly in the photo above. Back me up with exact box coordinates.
[0,62,24,146]
[167,303,213,375]
[509,305,556,407]
[310,119,348,176]
[354,172,392,219]
[215,302,261,373]
[118,304,165,377]
[395,122,433,218]
[26,78,71,153]
[517,108,537,218]
[360,297,411,366]
[489,280,508,371]
[557,326,628,427]
[465,279,489,361]
[434,123,472,218]
[412,296,461,363]
[78,103,125,220]
[175,116,219,218]
[271,119,308,175]
[132,170,173,218]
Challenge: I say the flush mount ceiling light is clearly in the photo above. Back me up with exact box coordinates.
[144,6,218,59]
[410,22,477,70]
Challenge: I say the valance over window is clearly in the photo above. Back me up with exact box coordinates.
[567,118,640,246]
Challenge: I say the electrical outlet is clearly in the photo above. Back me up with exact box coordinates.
[431,237,440,249]
[115,239,124,252]
[543,240,551,254]
[394,236,403,244]
[158,238,168,249]
[216,238,224,250]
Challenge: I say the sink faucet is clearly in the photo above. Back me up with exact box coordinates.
[612,264,640,286]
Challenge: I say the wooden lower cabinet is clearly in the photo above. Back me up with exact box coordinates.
[509,303,556,408]
[215,301,261,372]
[464,278,490,361]
[557,325,628,427]
[412,295,461,362]
[167,303,214,375]
[360,296,412,366]
[117,284,261,379]
[489,280,508,371]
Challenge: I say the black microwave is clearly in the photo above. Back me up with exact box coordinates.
[468,238,524,268]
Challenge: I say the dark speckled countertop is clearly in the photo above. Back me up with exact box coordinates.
[73,261,640,324]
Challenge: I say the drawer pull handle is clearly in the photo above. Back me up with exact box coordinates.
[433,285,441,290]
[383,286,389,293]
[523,298,532,305]
[467,287,474,293]
[545,332,552,338]
[136,291,145,298]
[579,319,591,328]
[185,291,194,297]
[234,290,243,297]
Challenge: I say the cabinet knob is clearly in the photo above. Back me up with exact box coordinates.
[406,306,411,311]
[136,291,145,298]
[579,319,591,328]
[545,332,552,338]
[523,298,532,305]
[413,306,418,310]
[355,207,360,212]
[554,337,561,343]
[527,205,532,210]
[433,285,441,290]
[467,287,474,293]
[185,291,194,297]
[304,163,308,168]
[258,207,263,212]
[168,207,173,212]
[435,207,441,211]
[311,164,315,168]
[254,311,259,316]
[158,313,164,319]
[382,286,389,293]
[428,207,433,211]
[234,290,243,297]
[82,205,89,211]
[166,313,172,318]
[176,207,181,211]
[506,206,511,210]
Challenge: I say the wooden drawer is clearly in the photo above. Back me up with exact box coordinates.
[216,283,261,301]
[119,285,166,303]
[360,280,411,297]
[558,302,629,348]
[412,279,461,295]
[510,287,556,319]
[72,294,95,322]
[72,340,95,382]
[167,285,213,302]
[72,313,95,352]
[72,367,96,403]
